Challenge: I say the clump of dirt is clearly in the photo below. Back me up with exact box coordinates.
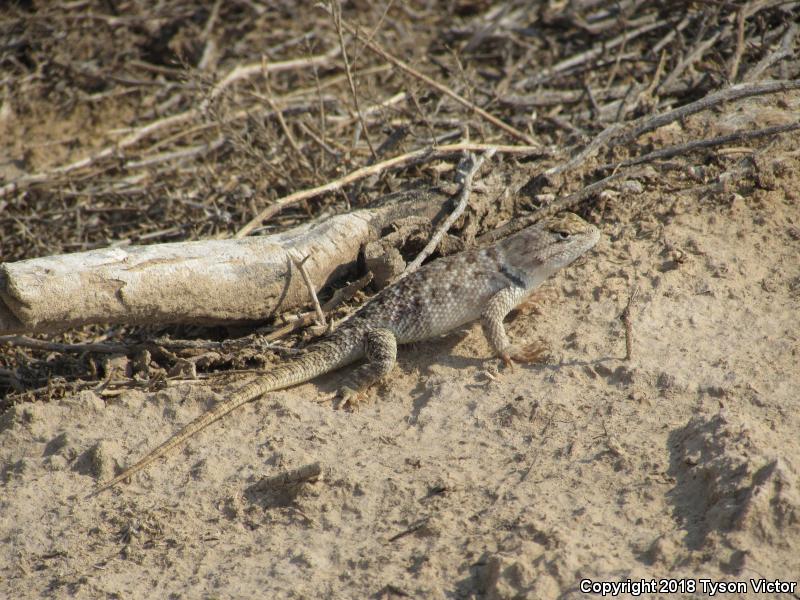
[669,411,800,575]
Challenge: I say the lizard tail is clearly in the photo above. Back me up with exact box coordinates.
[88,343,349,497]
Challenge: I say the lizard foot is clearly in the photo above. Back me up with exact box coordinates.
[336,386,367,410]
[500,342,549,369]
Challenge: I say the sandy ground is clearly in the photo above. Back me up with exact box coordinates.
[3,100,800,599]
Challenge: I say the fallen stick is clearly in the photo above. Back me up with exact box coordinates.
[0,189,451,334]
[599,121,800,170]
[621,286,640,361]
[403,147,496,275]
[262,272,372,342]
[477,169,635,245]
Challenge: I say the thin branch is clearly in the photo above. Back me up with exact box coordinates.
[524,16,668,87]
[203,46,341,109]
[548,79,800,176]
[263,272,373,342]
[298,121,342,158]
[0,335,131,354]
[599,121,800,170]
[660,27,728,92]
[403,147,496,275]
[620,79,800,145]
[744,22,798,82]
[235,142,545,237]
[621,286,640,361]
[319,3,537,146]
[123,136,226,170]
[477,170,633,245]
[728,3,748,82]
[332,0,378,161]
[198,0,222,71]
[328,91,407,130]
[546,123,624,176]
[261,62,314,173]
[290,253,327,329]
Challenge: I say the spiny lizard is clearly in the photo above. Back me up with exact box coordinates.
[91,212,600,495]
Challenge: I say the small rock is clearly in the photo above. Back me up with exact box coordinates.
[103,353,131,380]
[43,454,68,472]
[621,179,644,194]
[85,439,122,480]
[61,390,105,412]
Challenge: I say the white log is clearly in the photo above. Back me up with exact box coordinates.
[0,189,450,334]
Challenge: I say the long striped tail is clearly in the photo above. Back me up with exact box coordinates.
[88,343,350,497]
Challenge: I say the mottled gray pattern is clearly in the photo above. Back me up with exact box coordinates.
[93,212,600,495]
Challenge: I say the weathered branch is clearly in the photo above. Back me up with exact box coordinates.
[0,189,453,334]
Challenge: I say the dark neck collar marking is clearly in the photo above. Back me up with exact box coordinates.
[499,264,526,288]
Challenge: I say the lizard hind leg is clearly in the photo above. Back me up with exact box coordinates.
[337,328,398,407]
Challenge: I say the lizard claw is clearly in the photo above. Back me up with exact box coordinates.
[500,342,549,368]
[512,342,549,364]
[499,352,515,370]
[336,385,365,410]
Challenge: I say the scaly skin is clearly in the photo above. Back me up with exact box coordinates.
[90,212,599,496]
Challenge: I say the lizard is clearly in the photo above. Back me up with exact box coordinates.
[91,212,600,496]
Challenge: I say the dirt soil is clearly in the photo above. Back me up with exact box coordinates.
[1,2,800,599]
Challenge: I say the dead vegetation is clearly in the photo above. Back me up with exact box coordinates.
[1,0,799,404]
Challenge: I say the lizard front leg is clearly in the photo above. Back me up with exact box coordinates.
[481,286,547,367]
[338,327,398,405]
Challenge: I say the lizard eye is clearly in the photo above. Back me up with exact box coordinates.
[557,231,570,240]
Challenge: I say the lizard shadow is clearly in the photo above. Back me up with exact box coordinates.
[310,326,626,425]
[407,353,627,424]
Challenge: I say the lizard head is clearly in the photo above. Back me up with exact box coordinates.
[500,212,600,278]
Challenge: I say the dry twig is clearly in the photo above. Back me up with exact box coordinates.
[599,121,800,170]
[331,0,378,161]
[263,272,373,342]
[478,169,636,245]
[621,286,640,361]
[0,335,131,355]
[549,79,800,176]
[403,147,496,275]
[744,22,798,82]
[290,253,327,329]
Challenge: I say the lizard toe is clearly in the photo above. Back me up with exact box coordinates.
[510,341,549,364]
[336,385,366,409]
[499,352,515,370]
